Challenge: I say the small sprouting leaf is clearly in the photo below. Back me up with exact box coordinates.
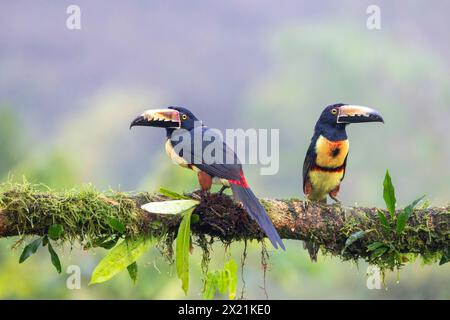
[224,259,238,300]
[383,170,396,219]
[47,241,62,273]
[142,200,199,215]
[191,214,200,224]
[48,224,64,240]
[377,209,391,231]
[90,237,155,285]
[176,208,195,295]
[367,242,387,252]
[108,218,126,234]
[439,249,450,266]
[370,246,389,260]
[19,238,42,264]
[396,195,425,235]
[342,231,366,254]
[203,272,217,300]
[127,262,138,284]
[159,188,190,200]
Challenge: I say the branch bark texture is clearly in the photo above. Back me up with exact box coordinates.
[0,184,448,267]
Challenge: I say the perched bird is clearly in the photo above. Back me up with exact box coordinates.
[303,103,384,203]
[301,103,384,260]
[130,106,285,250]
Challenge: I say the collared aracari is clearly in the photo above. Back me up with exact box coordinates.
[130,106,285,250]
[302,104,384,203]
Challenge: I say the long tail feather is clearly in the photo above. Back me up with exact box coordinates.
[231,185,285,250]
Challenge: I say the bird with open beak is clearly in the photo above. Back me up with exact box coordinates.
[303,103,384,203]
[130,106,285,250]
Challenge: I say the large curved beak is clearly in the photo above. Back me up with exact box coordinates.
[337,105,384,124]
[130,108,181,129]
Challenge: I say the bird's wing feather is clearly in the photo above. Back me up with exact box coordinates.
[302,138,317,193]
[341,153,348,181]
[173,126,242,180]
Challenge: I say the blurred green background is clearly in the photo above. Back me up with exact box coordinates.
[0,0,449,299]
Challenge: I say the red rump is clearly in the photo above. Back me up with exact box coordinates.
[228,171,249,188]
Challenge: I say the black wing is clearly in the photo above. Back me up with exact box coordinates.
[341,153,348,181]
[302,137,317,192]
[172,126,242,180]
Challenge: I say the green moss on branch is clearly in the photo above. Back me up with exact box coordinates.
[0,181,449,271]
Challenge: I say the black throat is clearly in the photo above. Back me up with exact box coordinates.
[315,122,348,141]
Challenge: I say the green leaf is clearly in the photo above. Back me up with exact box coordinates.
[396,195,425,234]
[224,259,238,300]
[42,235,49,247]
[47,241,62,273]
[342,231,366,254]
[203,272,217,300]
[370,246,389,260]
[215,270,228,294]
[90,237,155,285]
[141,200,199,215]
[98,238,119,250]
[108,218,126,234]
[191,214,200,224]
[176,208,195,295]
[19,238,42,264]
[159,188,190,200]
[377,209,391,231]
[367,242,387,252]
[383,170,396,218]
[48,224,64,240]
[439,248,450,266]
[127,262,138,284]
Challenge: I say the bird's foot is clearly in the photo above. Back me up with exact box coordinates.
[217,186,230,196]
[329,195,341,205]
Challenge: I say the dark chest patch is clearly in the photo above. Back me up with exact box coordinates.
[330,147,341,158]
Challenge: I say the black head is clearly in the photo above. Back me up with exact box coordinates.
[315,103,384,139]
[168,106,199,130]
[130,106,201,132]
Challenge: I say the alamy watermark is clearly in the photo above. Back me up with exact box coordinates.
[169,123,280,175]
[366,5,381,30]
[66,265,81,290]
[366,265,382,290]
[66,5,81,30]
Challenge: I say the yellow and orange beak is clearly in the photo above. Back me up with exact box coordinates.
[337,105,384,124]
[130,108,181,129]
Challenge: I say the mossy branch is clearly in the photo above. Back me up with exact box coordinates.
[0,182,449,269]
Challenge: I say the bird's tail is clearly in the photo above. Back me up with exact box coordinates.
[231,185,285,250]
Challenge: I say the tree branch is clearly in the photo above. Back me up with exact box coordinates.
[0,183,449,268]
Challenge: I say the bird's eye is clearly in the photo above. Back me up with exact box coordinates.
[181,114,188,120]
[331,108,338,115]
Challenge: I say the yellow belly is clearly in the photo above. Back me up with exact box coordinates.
[315,135,349,168]
[308,170,344,201]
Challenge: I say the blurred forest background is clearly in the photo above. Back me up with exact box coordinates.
[0,0,449,299]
